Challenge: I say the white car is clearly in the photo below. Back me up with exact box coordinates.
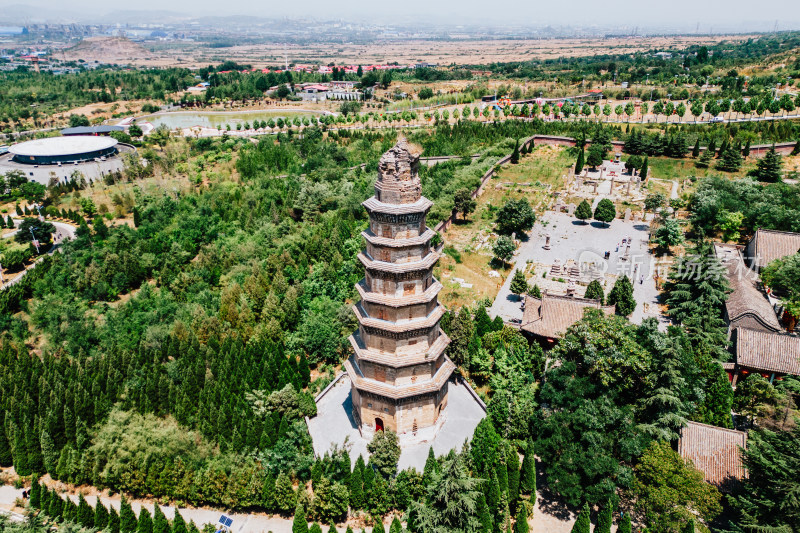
[709,116,724,123]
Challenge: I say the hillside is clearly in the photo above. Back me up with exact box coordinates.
[62,36,155,64]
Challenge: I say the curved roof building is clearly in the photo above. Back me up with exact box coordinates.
[9,137,118,165]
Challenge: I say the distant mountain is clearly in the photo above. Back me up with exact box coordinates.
[0,2,91,23]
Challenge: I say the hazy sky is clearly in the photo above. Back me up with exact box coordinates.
[7,0,800,30]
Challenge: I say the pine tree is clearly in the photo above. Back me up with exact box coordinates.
[95,502,110,529]
[743,139,751,157]
[752,146,783,182]
[292,503,309,533]
[153,505,170,533]
[583,280,605,303]
[6,215,14,229]
[716,143,742,172]
[575,149,585,174]
[695,148,713,169]
[172,510,188,533]
[187,521,200,533]
[513,506,529,533]
[571,503,590,533]
[475,306,494,337]
[110,508,121,533]
[791,140,800,156]
[691,139,700,158]
[372,520,386,533]
[607,275,636,316]
[138,507,153,533]
[309,524,323,533]
[77,493,95,528]
[520,439,536,497]
[596,501,613,533]
[423,447,439,486]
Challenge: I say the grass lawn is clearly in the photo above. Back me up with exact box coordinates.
[435,145,574,308]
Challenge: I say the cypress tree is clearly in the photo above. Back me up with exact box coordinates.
[138,507,153,533]
[327,520,338,533]
[64,497,78,523]
[40,430,57,474]
[187,521,200,533]
[691,139,700,157]
[0,216,4,229]
[48,493,63,520]
[110,508,121,533]
[496,460,509,497]
[262,472,276,511]
[372,520,385,533]
[478,491,493,533]
[29,480,41,509]
[618,513,632,533]
[640,156,649,181]
[423,447,438,485]
[116,499,131,533]
[571,503,590,533]
[682,519,695,533]
[133,207,141,227]
[6,215,14,229]
[511,139,520,164]
[520,439,536,496]
[362,465,375,502]
[716,143,743,172]
[791,140,800,156]
[298,353,311,388]
[575,149,585,174]
[513,506,529,533]
[172,510,188,533]
[95,502,110,529]
[13,430,29,475]
[390,516,402,533]
[596,501,613,533]
[309,524,322,533]
[507,448,520,512]
[743,139,752,157]
[486,469,501,517]
[348,464,364,510]
[153,505,170,533]
[292,503,309,533]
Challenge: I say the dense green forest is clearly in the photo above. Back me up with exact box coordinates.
[1,110,800,533]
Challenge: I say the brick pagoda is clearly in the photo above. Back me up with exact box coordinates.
[344,137,454,441]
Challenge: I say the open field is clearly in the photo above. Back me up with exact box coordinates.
[52,34,757,68]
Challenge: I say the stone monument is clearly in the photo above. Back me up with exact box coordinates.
[345,137,455,442]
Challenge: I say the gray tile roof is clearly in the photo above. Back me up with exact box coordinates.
[734,327,800,376]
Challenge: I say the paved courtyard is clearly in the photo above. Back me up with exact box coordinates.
[490,210,668,328]
[307,374,486,471]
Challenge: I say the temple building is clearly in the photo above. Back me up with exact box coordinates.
[344,137,455,441]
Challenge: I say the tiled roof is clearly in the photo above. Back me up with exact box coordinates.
[521,292,615,339]
[678,421,747,492]
[714,244,781,333]
[734,327,800,376]
[747,229,800,269]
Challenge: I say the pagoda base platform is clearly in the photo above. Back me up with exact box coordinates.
[307,374,486,471]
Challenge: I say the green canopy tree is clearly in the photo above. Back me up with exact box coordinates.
[493,236,515,267]
[367,430,401,478]
[607,275,636,316]
[496,199,535,235]
[454,189,477,220]
[583,280,605,303]
[593,199,616,227]
[575,200,592,223]
[509,270,529,299]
